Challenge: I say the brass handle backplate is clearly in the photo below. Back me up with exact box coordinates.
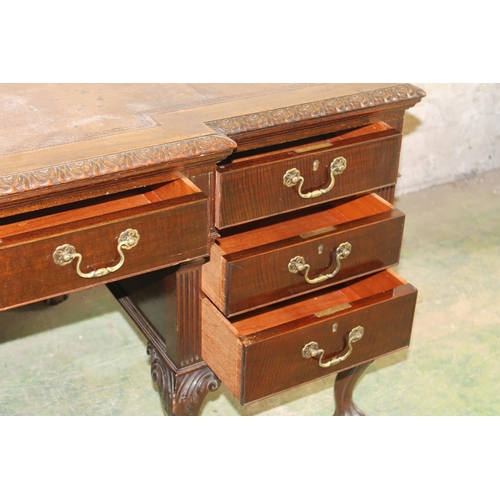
[53,228,140,279]
[283,156,347,199]
[288,242,351,284]
[302,326,364,368]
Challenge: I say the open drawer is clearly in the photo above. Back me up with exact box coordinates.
[203,193,405,317]
[0,177,208,310]
[202,270,417,405]
[215,122,402,228]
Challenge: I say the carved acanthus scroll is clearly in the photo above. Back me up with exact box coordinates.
[148,343,220,416]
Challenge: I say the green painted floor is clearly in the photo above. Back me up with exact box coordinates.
[1,168,499,416]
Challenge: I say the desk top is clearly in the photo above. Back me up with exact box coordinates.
[0,83,425,209]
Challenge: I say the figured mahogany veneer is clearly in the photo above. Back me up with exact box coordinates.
[202,270,417,404]
[203,193,405,316]
[0,177,208,310]
[215,122,401,229]
[0,84,425,416]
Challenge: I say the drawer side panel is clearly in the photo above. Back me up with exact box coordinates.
[201,298,243,396]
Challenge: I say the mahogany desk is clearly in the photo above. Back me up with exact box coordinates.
[0,84,425,415]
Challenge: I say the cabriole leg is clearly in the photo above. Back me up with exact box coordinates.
[333,361,372,416]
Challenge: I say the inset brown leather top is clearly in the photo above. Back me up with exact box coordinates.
[0,83,425,201]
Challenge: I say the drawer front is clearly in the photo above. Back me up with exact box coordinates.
[203,194,405,316]
[215,123,402,228]
[0,179,208,310]
[202,271,417,404]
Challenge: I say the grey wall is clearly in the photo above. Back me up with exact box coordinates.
[397,83,500,196]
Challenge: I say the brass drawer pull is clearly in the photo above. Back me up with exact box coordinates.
[53,229,140,279]
[302,326,364,368]
[283,156,347,199]
[288,242,351,284]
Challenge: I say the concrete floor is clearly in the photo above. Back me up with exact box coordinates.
[1,168,499,416]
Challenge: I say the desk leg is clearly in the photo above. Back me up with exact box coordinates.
[44,295,68,305]
[147,343,219,416]
[333,361,372,416]
[108,260,220,416]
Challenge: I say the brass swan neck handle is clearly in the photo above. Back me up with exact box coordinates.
[302,326,364,368]
[283,156,347,199]
[52,229,140,279]
[288,242,352,285]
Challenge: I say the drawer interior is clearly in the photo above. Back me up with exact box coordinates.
[0,175,209,311]
[229,270,410,337]
[203,193,405,316]
[214,193,394,254]
[202,269,417,403]
[219,122,398,170]
[0,177,201,245]
[214,121,402,229]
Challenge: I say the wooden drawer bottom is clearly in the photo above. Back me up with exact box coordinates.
[202,270,417,404]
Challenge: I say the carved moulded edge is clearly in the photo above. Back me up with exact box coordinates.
[206,84,427,136]
[0,134,236,196]
[0,84,426,197]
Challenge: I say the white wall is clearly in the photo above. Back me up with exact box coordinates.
[396,83,500,196]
